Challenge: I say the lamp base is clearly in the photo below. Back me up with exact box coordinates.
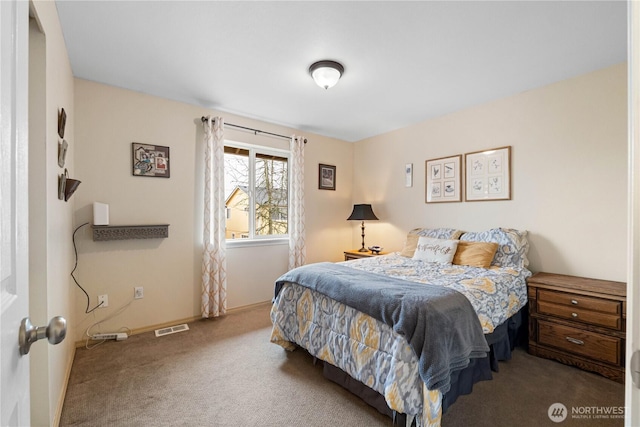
[358,247,368,252]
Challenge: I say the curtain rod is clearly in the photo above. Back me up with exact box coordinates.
[200,116,307,144]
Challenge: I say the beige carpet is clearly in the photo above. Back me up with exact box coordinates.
[60,303,624,427]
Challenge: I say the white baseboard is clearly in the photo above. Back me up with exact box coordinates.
[53,344,76,427]
[73,300,273,348]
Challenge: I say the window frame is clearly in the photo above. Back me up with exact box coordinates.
[223,140,290,248]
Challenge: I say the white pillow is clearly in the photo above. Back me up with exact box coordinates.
[412,236,459,264]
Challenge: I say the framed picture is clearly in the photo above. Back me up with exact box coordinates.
[425,155,462,203]
[132,143,171,178]
[465,146,511,201]
[405,163,413,187]
[318,164,336,190]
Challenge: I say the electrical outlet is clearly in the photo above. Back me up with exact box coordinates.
[134,286,144,299]
[98,294,108,308]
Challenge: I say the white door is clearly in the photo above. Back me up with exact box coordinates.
[0,0,30,426]
[628,2,640,426]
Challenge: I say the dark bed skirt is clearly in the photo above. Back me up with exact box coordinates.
[322,307,527,424]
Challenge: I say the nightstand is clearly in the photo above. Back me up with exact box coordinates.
[527,272,626,383]
[344,249,387,261]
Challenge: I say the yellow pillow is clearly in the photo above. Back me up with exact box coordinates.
[453,241,499,268]
[400,234,420,257]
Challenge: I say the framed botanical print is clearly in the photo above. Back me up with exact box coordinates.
[425,155,462,203]
[465,146,511,201]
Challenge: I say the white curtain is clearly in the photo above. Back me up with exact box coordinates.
[201,116,227,318]
[289,135,306,270]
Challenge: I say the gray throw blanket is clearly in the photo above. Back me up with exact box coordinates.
[274,262,490,394]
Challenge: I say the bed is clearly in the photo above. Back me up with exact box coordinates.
[270,227,531,427]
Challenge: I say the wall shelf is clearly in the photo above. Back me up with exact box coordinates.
[92,224,169,241]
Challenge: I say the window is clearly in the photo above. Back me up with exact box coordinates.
[224,142,289,241]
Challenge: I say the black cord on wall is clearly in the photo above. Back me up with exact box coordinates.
[71,222,104,313]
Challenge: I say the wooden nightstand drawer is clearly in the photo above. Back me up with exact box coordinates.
[527,272,626,382]
[538,320,622,365]
[537,301,622,330]
[538,289,621,315]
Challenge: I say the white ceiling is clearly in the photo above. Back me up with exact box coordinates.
[55,1,627,142]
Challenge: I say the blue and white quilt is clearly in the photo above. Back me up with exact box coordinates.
[270,253,531,427]
[340,253,532,334]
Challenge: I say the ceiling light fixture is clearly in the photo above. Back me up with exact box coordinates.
[309,60,344,90]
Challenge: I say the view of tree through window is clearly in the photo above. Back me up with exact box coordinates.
[224,144,288,240]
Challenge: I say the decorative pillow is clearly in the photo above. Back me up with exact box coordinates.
[399,234,420,257]
[459,228,529,268]
[412,227,465,240]
[412,236,459,264]
[453,241,499,268]
[400,227,464,257]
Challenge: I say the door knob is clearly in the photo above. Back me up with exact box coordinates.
[19,316,67,356]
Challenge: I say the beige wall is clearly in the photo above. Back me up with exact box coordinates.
[72,79,354,341]
[29,22,627,427]
[72,64,627,344]
[29,1,77,426]
[353,63,627,282]
[20,3,628,424]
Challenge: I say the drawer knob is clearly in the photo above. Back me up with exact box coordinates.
[571,312,578,318]
[566,336,585,346]
[570,299,578,305]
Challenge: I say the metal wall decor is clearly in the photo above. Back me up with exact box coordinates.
[92,224,170,241]
[57,108,66,139]
[58,168,81,202]
[58,139,68,167]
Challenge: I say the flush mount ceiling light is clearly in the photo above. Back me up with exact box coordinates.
[309,60,344,90]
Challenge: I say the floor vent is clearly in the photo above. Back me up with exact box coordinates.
[155,323,190,337]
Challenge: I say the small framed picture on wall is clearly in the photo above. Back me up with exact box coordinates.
[405,163,413,187]
[132,143,171,178]
[465,146,511,201]
[318,164,336,190]
[425,155,462,203]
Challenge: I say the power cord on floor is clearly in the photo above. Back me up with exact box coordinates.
[84,298,134,349]
[72,222,135,349]
[72,222,104,314]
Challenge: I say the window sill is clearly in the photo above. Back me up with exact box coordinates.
[226,238,288,249]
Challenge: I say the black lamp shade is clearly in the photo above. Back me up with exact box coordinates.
[347,204,379,221]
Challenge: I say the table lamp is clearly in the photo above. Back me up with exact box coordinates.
[347,204,379,252]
